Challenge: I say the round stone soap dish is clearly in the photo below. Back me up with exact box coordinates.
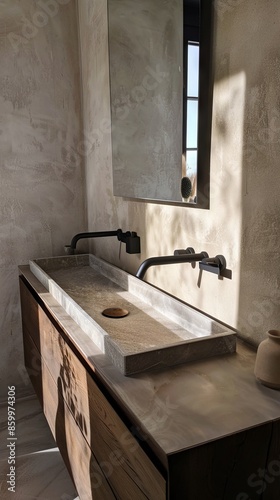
[102,307,129,318]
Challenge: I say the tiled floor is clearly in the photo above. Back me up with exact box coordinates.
[0,393,79,499]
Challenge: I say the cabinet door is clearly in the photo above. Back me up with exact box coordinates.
[20,280,166,500]
[167,422,280,500]
[23,330,115,499]
[38,305,166,499]
[20,278,41,350]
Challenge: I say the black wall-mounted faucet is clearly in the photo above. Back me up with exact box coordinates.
[65,229,141,255]
[136,249,208,280]
[136,247,232,280]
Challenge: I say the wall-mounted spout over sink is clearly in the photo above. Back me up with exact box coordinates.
[65,229,141,255]
[136,249,209,280]
[136,247,232,281]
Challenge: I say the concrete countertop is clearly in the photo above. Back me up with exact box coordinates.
[19,265,280,468]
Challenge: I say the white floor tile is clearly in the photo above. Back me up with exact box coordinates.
[0,393,78,499]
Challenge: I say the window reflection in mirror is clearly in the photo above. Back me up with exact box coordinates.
[182,0,199,203]
[182,0,214,207]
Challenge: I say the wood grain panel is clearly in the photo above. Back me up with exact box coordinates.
[20,278,41,351]
[262,420,280,500]
[21,291,117,498]
[38,304,166,500]
[23,328,116,499]
[40,351,116,500]
[21,280,166,499]
[168,423,278,500]
[22,325,43,406]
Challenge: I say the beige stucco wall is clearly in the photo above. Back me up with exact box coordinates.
[78,0,280,347]
[0,0,86,398]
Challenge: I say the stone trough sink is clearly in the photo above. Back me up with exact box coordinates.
[30,254,236,376]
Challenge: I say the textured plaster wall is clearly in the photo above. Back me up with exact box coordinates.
[0,0,86,398]
[78,0,280,347]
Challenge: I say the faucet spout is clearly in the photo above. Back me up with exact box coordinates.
[68,230,119,252]
[136,251,208,280]
[65,229,141,255]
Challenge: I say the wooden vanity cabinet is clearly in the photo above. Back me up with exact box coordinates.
[19,273,280,500]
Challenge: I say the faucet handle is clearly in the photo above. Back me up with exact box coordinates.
[199,254,232,279]
[173,248,208,269]
[174,247,199,268]
[125,233,141,254]
[117,230,141,254]
[173,247,195,256]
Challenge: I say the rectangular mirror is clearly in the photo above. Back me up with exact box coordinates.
[108,0,214,208]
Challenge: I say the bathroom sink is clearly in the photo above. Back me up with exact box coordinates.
[29,254,236,375]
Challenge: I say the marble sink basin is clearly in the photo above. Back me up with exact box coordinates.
[29,254,236,375]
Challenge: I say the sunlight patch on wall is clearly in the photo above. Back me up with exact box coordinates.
[211,70,246,326]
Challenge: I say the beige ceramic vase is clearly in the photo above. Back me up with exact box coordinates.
[254,330,280,389]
